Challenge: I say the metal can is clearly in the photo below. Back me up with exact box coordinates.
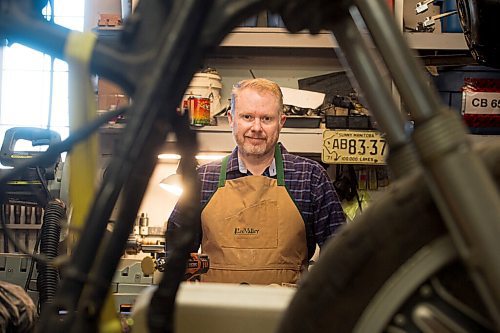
[188,96,211,126]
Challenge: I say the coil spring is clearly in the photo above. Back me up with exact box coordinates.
[36,200,65,310]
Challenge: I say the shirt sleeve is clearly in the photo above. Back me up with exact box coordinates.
[166,200,202,254]
[311,164,347,248]
[166,203,182,232]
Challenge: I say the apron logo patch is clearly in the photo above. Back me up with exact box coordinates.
[234,227,259,235]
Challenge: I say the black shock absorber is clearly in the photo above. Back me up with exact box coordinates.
[36,199,65,311]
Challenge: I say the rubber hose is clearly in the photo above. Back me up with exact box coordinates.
[36,199,65,311]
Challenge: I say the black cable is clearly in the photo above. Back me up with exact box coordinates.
[37,200,65,311]
[23,177,59,293]
[47,2,210,330]
[148,107,201,333]
[36,166,53,201]
[2,205,9,253]
[348,165,363,213]
[24,228,42,291]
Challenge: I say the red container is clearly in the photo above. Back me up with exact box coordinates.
[188,96,211,126]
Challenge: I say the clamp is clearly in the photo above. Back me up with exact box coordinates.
[422,10,458,28]
[415,0,436,14]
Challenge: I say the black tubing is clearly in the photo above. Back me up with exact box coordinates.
[36,200,65,311]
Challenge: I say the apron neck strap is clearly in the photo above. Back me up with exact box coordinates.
[275,144,285,186]
[218,155,230,187]
[218,145,285,187]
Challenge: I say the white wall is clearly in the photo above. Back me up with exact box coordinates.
[90,0,343,228]
[137,162,180,229]
[207,54,342,111]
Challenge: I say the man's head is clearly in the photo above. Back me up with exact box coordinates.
[229,78,286,159]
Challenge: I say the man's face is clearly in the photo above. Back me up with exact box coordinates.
[229,88,285,158]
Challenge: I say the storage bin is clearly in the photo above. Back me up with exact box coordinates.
[326,115,349,129]
[440,0,463,33]
[284,116,322,128]
[432,66,500,134]
[348,116,370,129]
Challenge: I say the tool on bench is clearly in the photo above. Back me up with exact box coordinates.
[0,127,61,207]
[184,253,210,281]
[141,252,210,282]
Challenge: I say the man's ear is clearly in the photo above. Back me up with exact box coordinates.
[280,113,287,128]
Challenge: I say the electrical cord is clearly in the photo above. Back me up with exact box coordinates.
[36,166,54,201]
[37,200,65,311]
[333,165,363,213]
[24,230,41,291]
[348,165,363,213]
[24,166,54,291]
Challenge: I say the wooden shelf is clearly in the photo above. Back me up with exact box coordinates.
[100,124,324,155]
[218,28,337,49]
[194,125,324,154]
[405,32,468,50]
[97,27,467,51]
[221,28,468,51]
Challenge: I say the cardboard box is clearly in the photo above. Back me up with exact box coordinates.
[98,94,129,110]
[98,78,124,95]
[97,78,129,110]
[98,14,122,27]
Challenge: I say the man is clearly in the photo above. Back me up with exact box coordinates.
[168,78,346,285]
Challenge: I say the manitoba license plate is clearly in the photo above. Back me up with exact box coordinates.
[322,129,387,165]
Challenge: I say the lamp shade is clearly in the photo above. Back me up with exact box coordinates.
[159,174,183,196]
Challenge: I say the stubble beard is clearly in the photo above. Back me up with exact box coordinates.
[238,133,278,158]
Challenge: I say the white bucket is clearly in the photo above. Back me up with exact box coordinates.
[183,72,223,117]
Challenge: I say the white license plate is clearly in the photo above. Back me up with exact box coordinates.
[322,129,387,165]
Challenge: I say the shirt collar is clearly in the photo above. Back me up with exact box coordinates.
[226,143,293,175]
[238,156,277,176]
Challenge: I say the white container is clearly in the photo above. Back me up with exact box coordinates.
[183,72,223,117]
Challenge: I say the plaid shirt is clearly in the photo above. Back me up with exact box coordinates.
[168,143,346,258]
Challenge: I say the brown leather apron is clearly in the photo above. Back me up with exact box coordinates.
[200,145,308,284]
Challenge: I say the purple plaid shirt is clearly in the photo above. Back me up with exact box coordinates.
[167,143,346,258]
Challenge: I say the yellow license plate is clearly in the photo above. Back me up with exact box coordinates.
[322,129,388,165]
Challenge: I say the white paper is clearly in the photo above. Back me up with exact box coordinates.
[280,87,325,109]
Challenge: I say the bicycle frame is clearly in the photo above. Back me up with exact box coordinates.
[0,0,499,332]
